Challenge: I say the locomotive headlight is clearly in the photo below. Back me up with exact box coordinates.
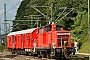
[52,42,56,49]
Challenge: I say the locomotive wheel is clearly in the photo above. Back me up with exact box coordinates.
[11,50,15,54]
[73,52,75,55]
[39,54,45,58]
[12,51,15,54]
[38,55,42,58]
[60,55,66,59]
[72,48,76,55]
[42,53,47,58]
[47,53,51,58]
[38,53,45,58]
[28,52,33,56]
[17,50,21,55]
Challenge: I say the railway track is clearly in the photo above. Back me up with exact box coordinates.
[0,54,54,60]
[0,52,89,60]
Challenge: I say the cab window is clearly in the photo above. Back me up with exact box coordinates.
[56,25,61,31]
[39,29,42,34]
[44,26,51,32]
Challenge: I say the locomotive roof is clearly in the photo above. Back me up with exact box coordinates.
[7,28,37,36]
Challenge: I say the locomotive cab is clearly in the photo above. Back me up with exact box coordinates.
[50,23,75,57]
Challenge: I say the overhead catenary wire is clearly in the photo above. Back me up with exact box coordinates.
[55,7,67,22]
[0,0,21,34]
[58,8,74,21]
[0,0,21,17]
[31,5,50,20]
[31,4,74,24]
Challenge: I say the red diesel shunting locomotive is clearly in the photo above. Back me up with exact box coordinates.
[7,23,75,58]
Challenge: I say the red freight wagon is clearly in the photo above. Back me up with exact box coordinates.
[7,28,38,54]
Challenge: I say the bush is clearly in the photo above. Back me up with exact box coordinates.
[0,46,5,52]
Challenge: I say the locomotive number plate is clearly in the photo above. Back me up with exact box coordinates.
[57,33,70,35]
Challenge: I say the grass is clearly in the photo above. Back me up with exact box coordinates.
[0,46,5,52]
[78,41,89,53]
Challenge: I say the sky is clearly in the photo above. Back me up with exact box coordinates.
[0,0,22,34]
